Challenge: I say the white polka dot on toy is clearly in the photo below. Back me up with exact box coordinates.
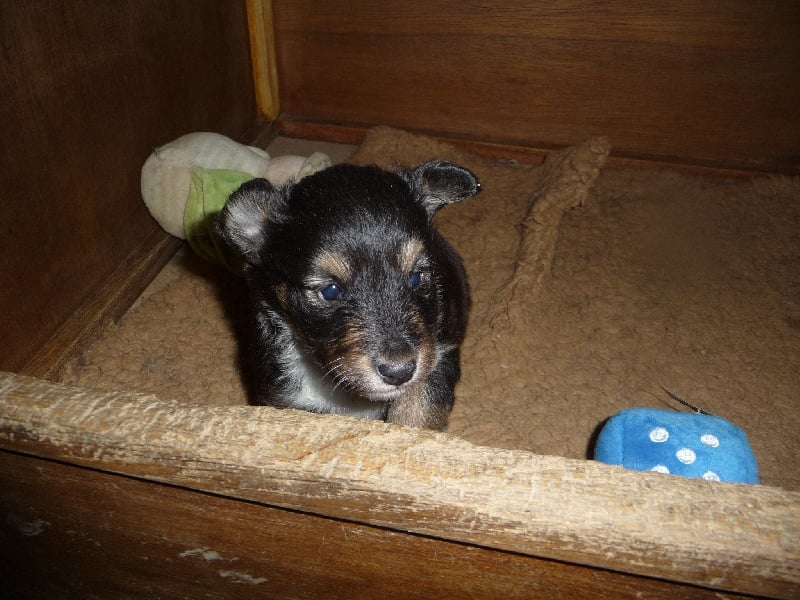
[676,447,696,464]
[649,427,669,443]
[650,465,670,474]
[700,433,720,448]
[703,471,721,482]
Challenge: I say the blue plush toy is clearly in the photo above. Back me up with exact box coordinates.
[594,406,759,484]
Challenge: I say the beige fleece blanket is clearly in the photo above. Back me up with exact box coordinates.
[62,127,800,490]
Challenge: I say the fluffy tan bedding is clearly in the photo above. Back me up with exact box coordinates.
[62,127,799,490]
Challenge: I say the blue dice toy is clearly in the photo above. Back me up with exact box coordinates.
[594,407,758,484]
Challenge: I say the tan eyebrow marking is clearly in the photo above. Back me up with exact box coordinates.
[398,237,424,272]
[272,282,289,309]
[313,249,352,282]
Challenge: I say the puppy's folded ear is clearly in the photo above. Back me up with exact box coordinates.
[404,161,481,217]
[214,178,278,265]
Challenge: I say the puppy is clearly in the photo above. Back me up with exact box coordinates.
[215,161,480,430]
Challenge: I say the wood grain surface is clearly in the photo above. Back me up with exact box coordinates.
[0,1,256,372]
[1,372,797,598]
[248,0,281,120]
[4,453,754,599]
[272,1,800,173]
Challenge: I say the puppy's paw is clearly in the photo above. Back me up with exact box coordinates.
[386,390,450,431]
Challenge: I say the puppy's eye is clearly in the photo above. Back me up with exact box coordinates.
[409,270,424,288]
[319,283,344,302]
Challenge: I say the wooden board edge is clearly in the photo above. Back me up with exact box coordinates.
[1,372,797,598]
[275,116,791,179]
[4,451,754,599]
[246,0,280,120]
[19,231,181,381]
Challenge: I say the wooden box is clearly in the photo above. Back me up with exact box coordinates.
[1,2,798,597]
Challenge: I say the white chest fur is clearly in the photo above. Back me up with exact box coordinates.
[266,310,387,420]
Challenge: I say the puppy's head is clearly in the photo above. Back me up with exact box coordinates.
[216,161,480,402]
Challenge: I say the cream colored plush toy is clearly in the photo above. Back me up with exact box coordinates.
[141,132,331,268]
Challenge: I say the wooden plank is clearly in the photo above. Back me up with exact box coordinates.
[247,0,281,120]
[0,1,257,373]
[271,1,800,173]
[276,116,770,180]
[2,452,748,599]
[1,372,797,598]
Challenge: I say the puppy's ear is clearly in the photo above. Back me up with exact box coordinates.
[404,161,481,217]
[214,178,279,265]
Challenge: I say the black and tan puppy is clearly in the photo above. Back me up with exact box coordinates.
[215,161,480,429]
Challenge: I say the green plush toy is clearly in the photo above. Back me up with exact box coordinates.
[141,132,331,269]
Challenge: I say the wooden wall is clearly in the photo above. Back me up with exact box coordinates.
[0,1,257,373]
[272,1,800,173]
[4,2,797,372]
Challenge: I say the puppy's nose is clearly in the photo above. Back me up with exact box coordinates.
[377,359,416,386]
